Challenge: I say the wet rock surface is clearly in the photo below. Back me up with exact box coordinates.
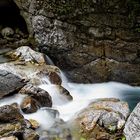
[0,46,74,139]
[0,122,23,138]
[20,96,40,114]
[56,85,73,101]
[0,104,39,139]
[0,69,26,98]
[0,104,24,123]
[75,98,130,139]
[0,62,61,85]
[19,84,52,108]
[124,102,140,140]
[7,46,45,64]
[0,48,62,85]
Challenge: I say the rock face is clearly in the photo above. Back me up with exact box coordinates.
[75,98,130,140]
[0,69,26,98]
[13,0,140,85]
[124,102,140,140]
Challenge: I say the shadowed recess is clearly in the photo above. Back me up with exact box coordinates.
[0,0,28,34]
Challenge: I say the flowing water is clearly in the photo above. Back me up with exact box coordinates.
[0,51,140,139]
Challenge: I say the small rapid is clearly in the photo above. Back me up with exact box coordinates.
[0,50,140,136]
[0,79,140,131]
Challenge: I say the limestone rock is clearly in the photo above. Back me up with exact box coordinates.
[0,61,61,85]
[1,27,14,38]
[13,0,140,85]
[75,98,130,139]
[7,46,45,64]
[0,69,26,98]
[124,102,140,140]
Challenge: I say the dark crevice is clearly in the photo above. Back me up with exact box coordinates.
[0,0,28,34]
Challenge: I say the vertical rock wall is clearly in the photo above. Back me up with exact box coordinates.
[14,0,140,85]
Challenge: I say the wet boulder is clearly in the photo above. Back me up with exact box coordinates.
[56,85,73,101]
[0,104,24,123]
[0,122,23,138]
[124,102,140,140]
[0,69,26,98]
[6,46,45,64]
[28,119,40,129]
[1,27,14,38]
[20,96,40,114]
[48,71,62,85]
[0,61,61,85]
[75,98,130,140]
[19,84,52,113]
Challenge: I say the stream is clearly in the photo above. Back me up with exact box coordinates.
[0,49,140,139]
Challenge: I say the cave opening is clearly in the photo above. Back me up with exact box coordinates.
[0,0,30,49]
[0,0,28,34]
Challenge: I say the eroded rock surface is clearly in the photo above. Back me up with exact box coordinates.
[124,102,140,140]
[7,46,45,64]
[0,104,24,123]
[0,70,26,98]
[0,46,62,85]
[13,0,140,85]
[75,98,130,140]
[0,104,39,140]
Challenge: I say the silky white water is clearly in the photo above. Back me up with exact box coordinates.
[0,80,140,130]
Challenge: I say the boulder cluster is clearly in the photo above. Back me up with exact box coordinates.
[0,46,140,140]
[0,46,72,140]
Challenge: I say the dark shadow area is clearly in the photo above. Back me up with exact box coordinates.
[0,0,28,34]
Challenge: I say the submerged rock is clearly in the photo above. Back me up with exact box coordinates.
[23,128,39,140]
[0,69,26,98]
[40,119,72,140]
[124,102,140,140]
[75,98,130,140]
